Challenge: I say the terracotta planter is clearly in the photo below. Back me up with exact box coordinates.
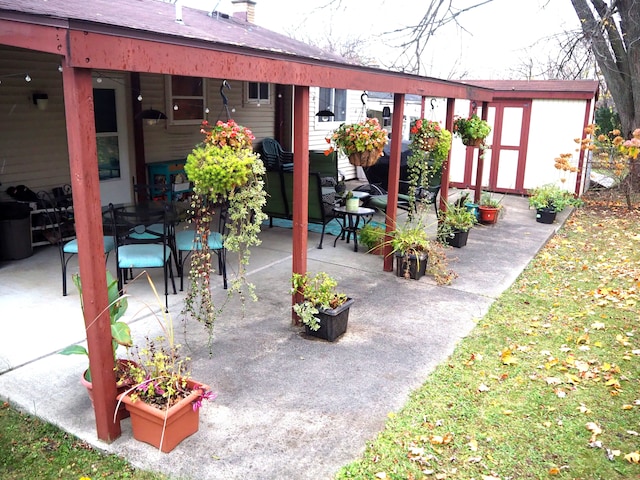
[304,297,355,342]
[478,205,500,224]
[81,359,137,421]
[118,379,210,453]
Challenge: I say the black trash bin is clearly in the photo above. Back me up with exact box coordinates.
[0,202,33,260]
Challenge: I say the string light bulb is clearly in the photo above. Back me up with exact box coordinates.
[173,104,179,111]
[137,94,143,101]
[25,74,31,82]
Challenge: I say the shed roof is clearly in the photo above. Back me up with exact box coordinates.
[459,80,599,100]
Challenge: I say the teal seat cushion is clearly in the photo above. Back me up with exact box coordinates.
[368,195,388,210]
[117,244,169,268]
[63,236,115,254]
[175,230,223,251]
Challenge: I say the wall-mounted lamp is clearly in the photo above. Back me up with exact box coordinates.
[316,109,335,122]
[137,108,167,126]
[33,93,48,111]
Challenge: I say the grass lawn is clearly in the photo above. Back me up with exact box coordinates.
[337,193,640,479]
[1,192,638,479]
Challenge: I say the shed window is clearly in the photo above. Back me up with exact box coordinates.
[167,75,206,125]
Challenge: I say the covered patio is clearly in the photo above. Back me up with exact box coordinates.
[0,192,573,478]
[0,0,498,442]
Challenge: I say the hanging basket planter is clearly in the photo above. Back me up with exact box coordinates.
[348,148,383,167]
[462,137,484,147]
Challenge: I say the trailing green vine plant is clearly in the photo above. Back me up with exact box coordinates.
[406,119,452,219]
[183,120,267,350]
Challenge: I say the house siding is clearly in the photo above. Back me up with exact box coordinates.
[0,47,69,202]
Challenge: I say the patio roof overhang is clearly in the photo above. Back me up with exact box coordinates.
[0,2,494,444]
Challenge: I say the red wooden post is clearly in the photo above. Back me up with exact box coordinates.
[439,97,456,210]
[473,101,490,204]
[291,85,310,324]
[383,93,405,272]
[62,65,120,441]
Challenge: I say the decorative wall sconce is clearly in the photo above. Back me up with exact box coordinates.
[316,109,335,122]
[32,93,48,111]
[137,108,167,126]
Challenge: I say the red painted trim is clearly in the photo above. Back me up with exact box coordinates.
[291,86,309,324]
[383,94,405,272]
[490,91,596,101]
[515,102,532,192]
[0,18,67,54]
[575,98,593,195]
[64,30,494,100]
[439,98,455,210]
[62,66,120,442]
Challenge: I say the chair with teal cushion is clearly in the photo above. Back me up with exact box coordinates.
[109,203,176,311]
[175,202,227,291]
[37,190,115,296]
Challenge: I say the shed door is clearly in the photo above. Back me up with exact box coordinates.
[483,100,531,194]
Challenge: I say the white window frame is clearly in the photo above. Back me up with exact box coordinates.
[245,82,271,105]
[165,75,207,125]
[317,87,346,123]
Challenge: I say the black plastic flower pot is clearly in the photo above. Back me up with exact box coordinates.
[536,208,557,224]
[395,252,428,280]
[444,229,469,248]
[304,297,355,342]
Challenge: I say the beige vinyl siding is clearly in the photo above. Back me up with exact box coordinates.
[0,47,69,202]
[142,74,275,177]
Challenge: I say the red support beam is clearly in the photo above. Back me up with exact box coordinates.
[439,97,456,210]
[291,85,310,324]
[473,101,490,204]
[383,93,405,272]
[575,97,594,196]
[62,65,120,441]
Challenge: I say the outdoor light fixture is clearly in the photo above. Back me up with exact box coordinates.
[138,108,167,126]
[316,109,335,122]
[32,93,48,111]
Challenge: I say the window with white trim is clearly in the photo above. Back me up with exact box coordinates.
[246,82,270,105]
[166,75,206,125]
[318,88,346,122]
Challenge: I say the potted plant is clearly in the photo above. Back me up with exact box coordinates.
[477,192,503,224]
[358,222,386,255]
[386,220,458,284]
[291,272,355,342]
[118,337,215,453]
[325,117,389,167]
[59,271,134,420]
[437,202,477,248]
[344,190,359,211]
[406,119,452,215]
[387,221,430,280]
[528,183,582,223]
[183,120,267,349]
[453,114,491,146]
[117,287,216,453]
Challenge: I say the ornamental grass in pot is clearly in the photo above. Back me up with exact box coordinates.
[291,271,354,342]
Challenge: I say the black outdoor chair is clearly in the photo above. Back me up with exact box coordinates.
[260,138,294,171]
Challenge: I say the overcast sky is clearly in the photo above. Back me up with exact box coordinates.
[181,0,583,80]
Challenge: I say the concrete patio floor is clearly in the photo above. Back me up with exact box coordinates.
[0,193,570,479]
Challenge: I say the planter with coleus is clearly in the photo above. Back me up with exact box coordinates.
[291,272,354,342]
[183,120,267,351]
[453,114,491,146]
[477,192,503,224]
[406,119,452,216]
[325,117,388,167]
